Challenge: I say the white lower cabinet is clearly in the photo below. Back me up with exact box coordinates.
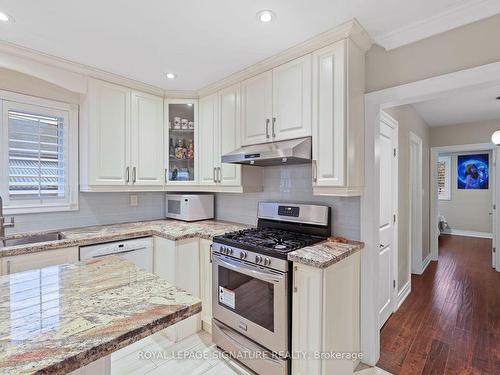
[292,252,361,375]
[68,356,110,375]
[153,236,201,342]
[1,247,79,275]
[199,239,213,333]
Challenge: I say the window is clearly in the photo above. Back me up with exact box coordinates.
[437,155,451,200]
[1,91,78,214]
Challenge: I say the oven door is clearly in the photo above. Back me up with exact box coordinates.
[212,253,288,353]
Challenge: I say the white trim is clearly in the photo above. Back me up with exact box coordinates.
[420,254,432,275]
[442,229,493,239]
[409,131,423,275]
[396,281,411,309]
[362,58,500,366]
[373,0,500,50]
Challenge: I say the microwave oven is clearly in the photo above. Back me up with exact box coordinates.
[165,194,214,221]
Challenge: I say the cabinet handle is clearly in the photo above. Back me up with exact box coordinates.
[165,168,168,183]
[312,160,318,183]
[6,260,11,274]
[132,167,136,183]
[293,265,298,293]
[209,244,213,263]
[266,119,270,139]
[125,167,130,183]
[217,167,221,183]
[213,167,216,183]
[272,117,276,138]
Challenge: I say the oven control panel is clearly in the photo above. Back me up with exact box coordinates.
[278,205,300,217]
[211,242,289,272]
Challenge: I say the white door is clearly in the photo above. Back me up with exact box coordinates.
[218,83,241,186]
[272,55,312,141]
[492,150,497,269]
[409,132,423,274]
[87,79,130,185]
[130,91,164,186]
[198,94,218,185]
[311,40,346,187]
[240,70,272,145]
[379,115,397,328]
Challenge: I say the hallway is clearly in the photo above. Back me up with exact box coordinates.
[378,235,499,374]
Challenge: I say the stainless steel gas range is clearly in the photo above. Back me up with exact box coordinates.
[211,202,331,375]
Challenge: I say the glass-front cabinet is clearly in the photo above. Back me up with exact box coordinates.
[165,99,198,184]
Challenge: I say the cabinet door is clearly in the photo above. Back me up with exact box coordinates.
[198,94,218,185]
[131,91,164,186]
[240,70,272,146]
[218,83,241,186]
[312,41,346,187]
[199,239,213,330]
[272,55,312,141]
[2,247,79,275]
[87,79,130,185]
[165,100,198,184]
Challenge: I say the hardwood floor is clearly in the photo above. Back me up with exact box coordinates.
[378,235,500,375]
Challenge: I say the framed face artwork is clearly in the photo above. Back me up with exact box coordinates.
[457,154,489,190]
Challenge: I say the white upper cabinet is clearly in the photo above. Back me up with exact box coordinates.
[85,78,130,186]
[81,78,164,191]
[312,39,365,196]
[198,94,218,186]
[272,55,312,141]
[218,83,241,186]
[240,70,273,146]
[131,91,164,186]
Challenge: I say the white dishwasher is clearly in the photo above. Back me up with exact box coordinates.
[79,237,153,273]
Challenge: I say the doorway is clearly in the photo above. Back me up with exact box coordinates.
[409,132,424,274]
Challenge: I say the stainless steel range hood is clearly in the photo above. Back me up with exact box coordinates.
[221,137,312,166]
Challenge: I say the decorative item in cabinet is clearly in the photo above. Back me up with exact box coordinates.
[166,101,197,183]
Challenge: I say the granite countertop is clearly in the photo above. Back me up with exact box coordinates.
[0,256,201,375]
[0,219,363,268]
[288,238,364,268]
[0,219,249,258]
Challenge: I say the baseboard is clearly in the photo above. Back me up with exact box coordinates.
[396,281,411,309]
[421,254,432,274]
[442,229,492,239]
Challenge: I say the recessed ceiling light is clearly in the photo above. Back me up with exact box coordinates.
[0,11,13,23]
[257,10,275,23]
[166,72,176,79]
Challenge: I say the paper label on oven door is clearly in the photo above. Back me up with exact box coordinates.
[219,286,235,309]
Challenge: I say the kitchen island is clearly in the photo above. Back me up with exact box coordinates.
[0,256,201,374]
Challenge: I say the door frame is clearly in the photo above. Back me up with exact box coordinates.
[430,143,496,262]
[379,111,399,319]
[409,131,424,274]
[361,60,500,366]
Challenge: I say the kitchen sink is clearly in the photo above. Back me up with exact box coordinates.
[1,232,63,247]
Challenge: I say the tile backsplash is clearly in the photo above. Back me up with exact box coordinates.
[215,164,360,240]
[9,192,165,234]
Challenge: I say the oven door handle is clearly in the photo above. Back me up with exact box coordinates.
[213,254,285,283]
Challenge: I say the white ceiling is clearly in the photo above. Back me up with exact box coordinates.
[413,83,500,127]
[0,0,498,90]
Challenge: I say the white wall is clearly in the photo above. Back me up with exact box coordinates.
[215,164,360,240]
[438,151,493,234]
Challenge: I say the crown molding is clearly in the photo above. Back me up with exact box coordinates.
[0,40,165,96]
[373,0,500,50]
[198,18,373,97]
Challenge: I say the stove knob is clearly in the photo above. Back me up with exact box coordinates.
[264,257,271,266]
[228,248,233,255]
[240,251,247,259]
[220,246,226,254]
[255,255,262,263]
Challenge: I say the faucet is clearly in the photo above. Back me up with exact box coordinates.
[0,196,15,239]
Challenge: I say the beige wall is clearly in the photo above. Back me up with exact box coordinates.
[439,151,492,234]
[0,67,81,104]
[384,105,430,291]
[366,13,500,92]
[430,119,500,147]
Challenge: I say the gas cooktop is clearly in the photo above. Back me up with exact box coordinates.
[213,227,325,256]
